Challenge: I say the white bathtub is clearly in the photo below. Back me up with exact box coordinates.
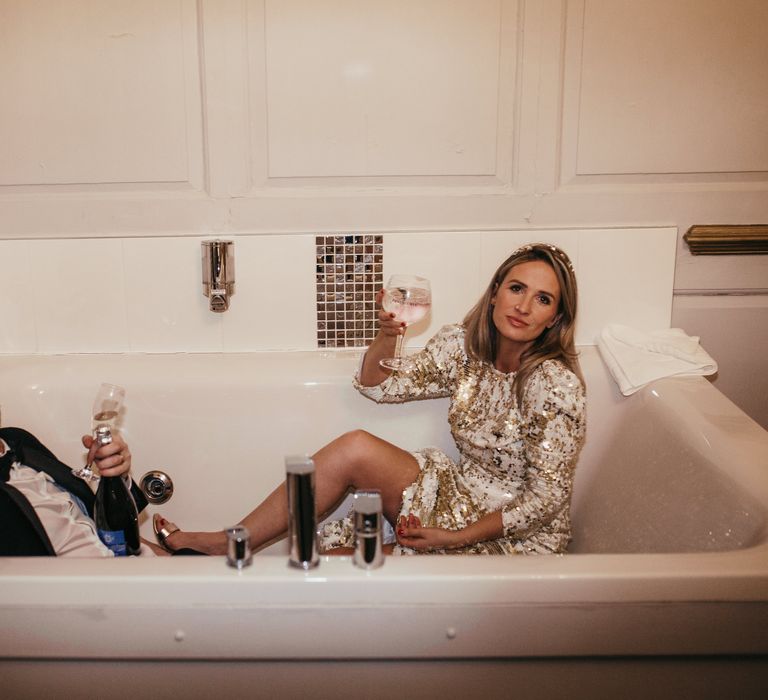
[1,347,767,696]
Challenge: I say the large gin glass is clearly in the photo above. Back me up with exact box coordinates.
[379,275,431,372]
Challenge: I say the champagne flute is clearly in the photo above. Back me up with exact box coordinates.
[379,275,431,372]
[74,383,126,482]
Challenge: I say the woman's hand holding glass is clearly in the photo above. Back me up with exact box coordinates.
[378,275,431,372]
[376,288,408,333]
[358,291,409,386]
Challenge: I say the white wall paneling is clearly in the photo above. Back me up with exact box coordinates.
[560,0,768,184]
[0,0,204,191]
[2,0,766,242]
[0,1,766,422]
[200,0,253,198]
[261,0,509,181]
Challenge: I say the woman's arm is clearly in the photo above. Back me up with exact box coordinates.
[358,290,405,387]
[356,324,464,404]
[397,365,586,552]
[500,365,586,540]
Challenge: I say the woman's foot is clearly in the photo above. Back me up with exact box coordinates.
[142,537,172,556]
[153,513,182,552]
[152,513,228,555]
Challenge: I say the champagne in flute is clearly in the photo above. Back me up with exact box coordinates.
[74,383,126,482]
[379,275,432,372]
[91,383,125,432]
[92,407,119,431]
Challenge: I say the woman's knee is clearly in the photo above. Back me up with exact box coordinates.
[335,429,377,461]
[314,429,373,464]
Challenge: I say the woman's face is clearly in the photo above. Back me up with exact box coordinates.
[491,260,561,349]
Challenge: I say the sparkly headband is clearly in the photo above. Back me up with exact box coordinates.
[510,243,575,274]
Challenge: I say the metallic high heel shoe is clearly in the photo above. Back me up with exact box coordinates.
[152,513,180,553]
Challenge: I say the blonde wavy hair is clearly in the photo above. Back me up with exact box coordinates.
[462,243,583,405]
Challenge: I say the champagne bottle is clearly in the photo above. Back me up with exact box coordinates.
[92,426,141,556]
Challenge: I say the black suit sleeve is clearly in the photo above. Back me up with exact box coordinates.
[0,484,56,556]
[1,426,148,514]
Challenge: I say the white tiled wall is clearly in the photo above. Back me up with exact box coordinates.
[388,227,676,348]
[0,240,36,354]
[0,227,676,354]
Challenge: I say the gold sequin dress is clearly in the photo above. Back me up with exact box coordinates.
[320,324,586,555]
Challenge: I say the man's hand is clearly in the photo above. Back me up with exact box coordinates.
[81,432,132,478]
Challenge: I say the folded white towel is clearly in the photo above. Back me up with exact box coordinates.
[597,324,718,396]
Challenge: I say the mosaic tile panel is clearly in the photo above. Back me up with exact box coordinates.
[316,234,383,348]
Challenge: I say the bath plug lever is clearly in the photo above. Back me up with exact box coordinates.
[139,470,174,505]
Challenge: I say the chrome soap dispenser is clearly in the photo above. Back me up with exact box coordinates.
[202,240,235,312]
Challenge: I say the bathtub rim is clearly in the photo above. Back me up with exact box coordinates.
[2,541,767,606]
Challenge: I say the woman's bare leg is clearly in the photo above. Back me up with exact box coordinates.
[161,430,420,555]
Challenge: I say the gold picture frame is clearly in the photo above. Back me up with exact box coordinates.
[684,225,768,255]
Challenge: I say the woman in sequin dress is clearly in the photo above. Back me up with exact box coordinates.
[154,244,586,556]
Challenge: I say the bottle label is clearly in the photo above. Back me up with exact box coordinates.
[98,529,128,556]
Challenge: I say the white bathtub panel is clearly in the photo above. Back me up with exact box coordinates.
[0,240,37,353]
[1,555,767,659]
[123,237,223,353]
[30,238,130,353]
[2,599,766,660]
